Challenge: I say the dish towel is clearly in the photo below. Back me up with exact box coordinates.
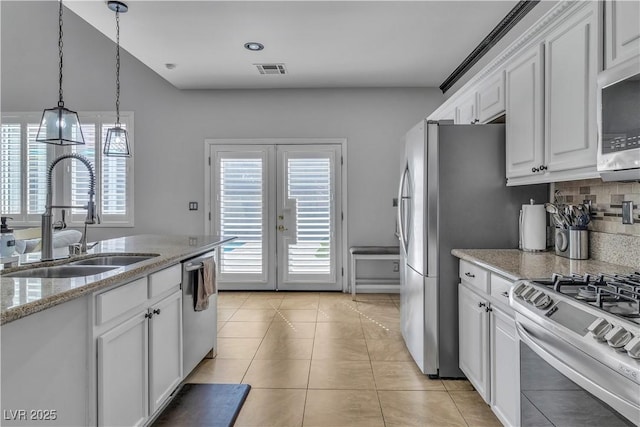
[195,258,217,311]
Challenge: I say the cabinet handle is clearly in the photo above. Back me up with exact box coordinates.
[539,165,547,171]
[485,306,493,312]
[531,167,538,173]
[145,312,153,319]
[153,309,161,315]
[501,291,509,298]
[465,272,475,278]
[478,302,486,308]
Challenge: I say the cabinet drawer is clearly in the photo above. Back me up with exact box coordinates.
[96,278,148,325]
[459,260,489,293]
[148,264,181,298]
[490,274,513,306]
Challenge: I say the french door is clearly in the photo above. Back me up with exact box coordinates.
[210,143,342,291]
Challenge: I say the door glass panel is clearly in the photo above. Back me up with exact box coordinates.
[286,157,331,275]
[218,157,264,274]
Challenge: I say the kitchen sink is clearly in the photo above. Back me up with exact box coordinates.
[70,254,158,266]
[3,265,118,278]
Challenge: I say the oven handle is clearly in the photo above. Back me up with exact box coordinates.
[515,319,640,423]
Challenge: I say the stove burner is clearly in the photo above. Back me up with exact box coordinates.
[536,271,640,321]
[577,286,597,299]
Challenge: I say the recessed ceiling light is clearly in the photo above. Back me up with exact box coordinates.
[165,63,176,70]
[244,42,264,51]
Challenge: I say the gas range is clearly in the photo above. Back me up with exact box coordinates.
[511,272,640,363]
[532,272,640,324]
[510,273,640,423]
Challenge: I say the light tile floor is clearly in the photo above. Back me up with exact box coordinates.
[186,291,501,427]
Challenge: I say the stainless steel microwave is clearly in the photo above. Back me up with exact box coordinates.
[597,57,640,181]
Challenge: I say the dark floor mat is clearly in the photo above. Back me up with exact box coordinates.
[152,383,251,427]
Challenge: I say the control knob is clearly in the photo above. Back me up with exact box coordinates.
[604,325,632,349]
[587,318,613,341]
[520,287,537,301]
[532,293,553,309]
[513,283,530,298]
[623,336,640,359]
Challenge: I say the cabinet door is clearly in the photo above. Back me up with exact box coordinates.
[545,6,597,172]
[477,71,506,123]
[98,312,148,427]
[505,44,545,179]
[605,0,640,69]
[491,307,520,427]
[458,283,490,402]
[149,290,183,414]
[455,92,477,124]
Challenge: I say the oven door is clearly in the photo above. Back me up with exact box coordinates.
[516,315,639,426]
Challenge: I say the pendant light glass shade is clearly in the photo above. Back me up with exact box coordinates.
[104,1,131,157]
[104,126,130,157]
[36,0,85,146]
[36,105,85,145]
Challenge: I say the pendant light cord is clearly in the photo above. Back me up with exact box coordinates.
[115,7,121,125]
[58,0,64,107]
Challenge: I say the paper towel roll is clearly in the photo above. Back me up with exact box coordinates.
[521,204,546,251]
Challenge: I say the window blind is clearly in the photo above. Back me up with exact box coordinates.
[287,158,331,274]
[219,158,264,274]
[0,124,22,215]
[26,124,47,215]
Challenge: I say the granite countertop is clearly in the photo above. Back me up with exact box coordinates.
[451,249,638,282]
[1,234,235,325]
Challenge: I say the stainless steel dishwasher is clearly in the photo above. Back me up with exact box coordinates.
[182,249,217,376]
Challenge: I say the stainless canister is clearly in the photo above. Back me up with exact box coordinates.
[555,227,589,260]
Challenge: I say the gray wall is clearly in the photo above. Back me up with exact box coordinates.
[1,1,443,248]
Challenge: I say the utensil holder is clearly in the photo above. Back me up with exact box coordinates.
[555,227,589,260]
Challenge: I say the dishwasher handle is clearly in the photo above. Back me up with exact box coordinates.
[184,262,205,272]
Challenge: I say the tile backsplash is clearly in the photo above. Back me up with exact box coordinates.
[554,179,640,236]
[552,179,639,267]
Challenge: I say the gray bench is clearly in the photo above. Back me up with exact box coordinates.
[349,246,400,300]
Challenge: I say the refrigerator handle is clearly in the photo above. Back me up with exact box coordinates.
[397,164,410,253]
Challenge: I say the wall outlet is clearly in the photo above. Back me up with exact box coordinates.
[392,198,398,207]
[189,202,198,211]
[622,201,634,225]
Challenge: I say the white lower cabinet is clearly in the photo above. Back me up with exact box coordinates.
[491,306,520,427]
[459,266,520,426]
[458,282,490,402]
[98,312,149,427]
[95,265,183,427]
[149,291,183,414]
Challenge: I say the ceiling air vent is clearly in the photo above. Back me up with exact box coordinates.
[255,63,287,75]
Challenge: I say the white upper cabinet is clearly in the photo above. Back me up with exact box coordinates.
[477,71,506,123]
[545,5,597,172]
[505,2,599,184]
[505,43,545,179]
[604,0,640,69]
[455,92,478,124]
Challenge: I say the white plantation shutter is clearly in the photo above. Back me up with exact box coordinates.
[26,125,48,215]
[101,124,127,215]
[1,112,133,226]
[286,158,331,274]
[218,157,264,274]
[0,123,22,214]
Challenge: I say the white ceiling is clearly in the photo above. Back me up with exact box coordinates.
[66,1,518,90]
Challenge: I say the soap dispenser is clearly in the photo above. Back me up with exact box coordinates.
[0,217,16,257]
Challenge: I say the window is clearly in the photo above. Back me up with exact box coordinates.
[0,112,134,226]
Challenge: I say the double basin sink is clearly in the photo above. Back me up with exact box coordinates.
[3,255,158,279]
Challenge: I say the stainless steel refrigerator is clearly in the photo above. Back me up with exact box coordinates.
[397,120,548,378]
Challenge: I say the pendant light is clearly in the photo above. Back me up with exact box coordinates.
[36,0,85,145]
[104,1,131,157]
